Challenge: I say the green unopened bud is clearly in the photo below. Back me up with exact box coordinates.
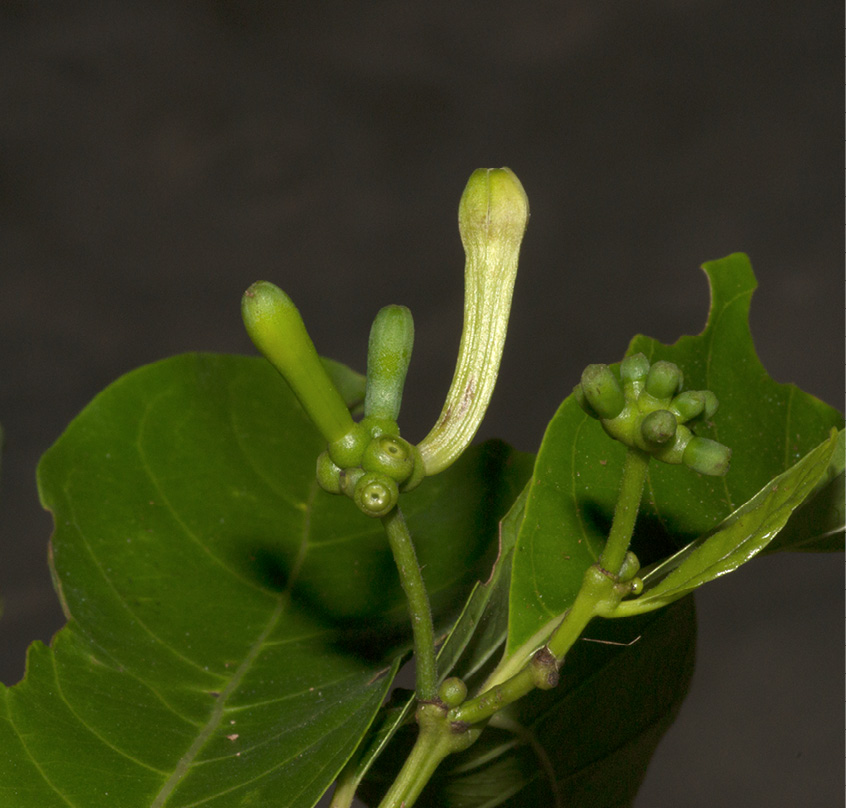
[617,550,641,582]
[702,390,719,419]
[620,353,650,385]
[683,436,732,476]
[353,472,399,517]
[365,305,415,423]
[242,281,356,446]
[417,168,529,476]
[438,677,468,708]
[671,390,706,422]
[640,409,677,445]
[580,364,625,420]
[645,361,683,400]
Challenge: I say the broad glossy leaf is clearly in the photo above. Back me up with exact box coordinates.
[360,598,696,807]
[616,430,841,616]
[507,254,843,655]
[0,353,525,808]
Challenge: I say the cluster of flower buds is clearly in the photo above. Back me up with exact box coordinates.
[241,168,530,517]
[573,353,731,476]
[242,283,424,517]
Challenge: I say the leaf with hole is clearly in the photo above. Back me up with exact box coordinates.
[506,253,843,656]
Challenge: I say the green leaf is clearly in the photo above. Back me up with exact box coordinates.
[616,430,841,616]
[766,428,845,552]
[507,254,843,655]
[0,353,523,808]
[359,598,696,807]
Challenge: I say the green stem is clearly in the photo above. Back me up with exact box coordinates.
[376,718,454,808]
[599,447,649,575]
[382,507,438,701]
[451,574,604,726]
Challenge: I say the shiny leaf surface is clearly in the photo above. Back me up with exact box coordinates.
[0,353,525,808]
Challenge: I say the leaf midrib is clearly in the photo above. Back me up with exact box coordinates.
[149,480,318,806]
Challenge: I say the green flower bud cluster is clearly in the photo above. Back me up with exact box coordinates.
[242,282,425,518]
[313,303,425,517]
[574,353,731,476]
[243,169,530,515]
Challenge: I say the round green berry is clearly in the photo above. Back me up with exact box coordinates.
[353,472,399,517]
[438,677,468,708]
[361,435,416,483]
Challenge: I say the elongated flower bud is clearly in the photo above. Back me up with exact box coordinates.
[365,305,414,423]
[242,281,357,446]
[417,168,529,475]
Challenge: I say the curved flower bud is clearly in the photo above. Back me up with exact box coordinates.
[417,168,530,475]
[242,281,357,447]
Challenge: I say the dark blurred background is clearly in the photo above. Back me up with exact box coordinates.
[0,2,841,806]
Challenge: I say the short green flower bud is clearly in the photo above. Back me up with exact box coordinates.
[361,435,416,483]
[620,352,650,385]
[529,647,559,691]
[617,550,641,582]
[573,383,598,418]
[580,364,625,420]
[418,168,529,476]
[671,390,706,422]
[365,305,415,423]
[353,472,400,517]
[628,577,644,596]
[640,409,677,445]
[242,281,356,446]
[702,390,719,419]
[438,677,468,708]
[645,360,683,400]
[316,451,343,494]
[683,436,732,476]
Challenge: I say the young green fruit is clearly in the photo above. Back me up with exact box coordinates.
[417,167,529,476]
[353,472,400,517]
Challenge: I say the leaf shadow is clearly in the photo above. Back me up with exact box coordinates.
[578,499,689,566]
[233,541,412,663]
